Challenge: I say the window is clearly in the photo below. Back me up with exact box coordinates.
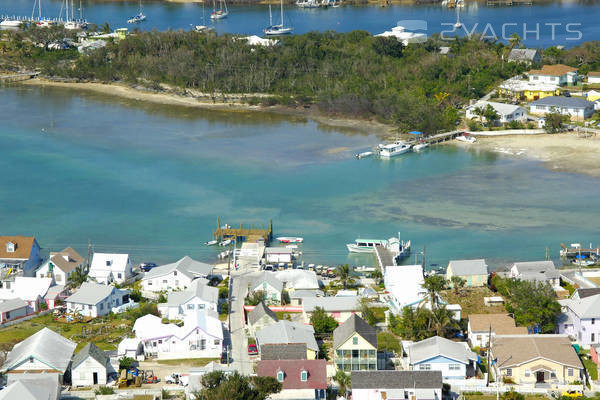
[117,273,122,279]
[277,371,284,382]
[174,271,178,276]
[158,340,163,344]
[163,280,168,284]
[187,304,195,310]
[199,304,205,309]
[593,333,596,342]
[5,311,10,319]
[106,260,112,266]
[100,303,104,310]
[200,339,206,350]
[550,372,556,379]
[593,319,596,325]
[214,340,220,345]
[419,364,431,371]
[568,368,574,377]
[476,335,482,341]
[29,357,34,363]
[6,242,15,252]
[506,368,512,377]
[353,337,358,345]
[449,364,461,371]
[301,370,308,382]
[88,305,92,310]
[148,281,152,286]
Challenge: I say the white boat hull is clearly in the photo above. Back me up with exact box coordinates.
[346,244,376,253]
[380,146,411,158]
[413,143,429,151]
[0,20,23,27]
[456,135,476,143]
[265,27,293,35]
[277,237,304,243]
[210,12,228,19]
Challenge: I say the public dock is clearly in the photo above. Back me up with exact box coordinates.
[374,245,397,270]
[404,130,463,146]
[214,218,273,243]
[0,71,40,83]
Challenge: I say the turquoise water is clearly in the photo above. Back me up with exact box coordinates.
[2,0,600,47]
[1,85,600,269]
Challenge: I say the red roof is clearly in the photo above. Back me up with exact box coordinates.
[257,359,327,390]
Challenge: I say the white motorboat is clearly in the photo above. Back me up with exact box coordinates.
[413,142,429,151]
[277,237,304,243]
[205,240,218,246]
[347,233,411,259]
[296,0,319,8]
[572,259,596,267]
[456,134,476,143]
[195,25,214,32]
[220,239,232,246]
[354,266,376,273]
[286,244,298,249]
[218,250,232,259]
[0,19,23,28]
[378,141,412,158]
[356,151,373,159]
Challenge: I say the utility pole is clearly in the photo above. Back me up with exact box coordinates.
[227,239,232,367]
[87,239,91,270]
[486,324,492,387]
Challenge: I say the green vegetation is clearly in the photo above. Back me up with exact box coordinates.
[119,356,135,370]
[561,280,576,296]
[333,370,351,397]
[156,358,219,366]
[94,386,115,395]
[274,311,293,321]
[67,266,88,289]
[336,264,355,289]
[442,286,506,315]
[192,371,281,400]
[377,331,401,354]
[310,306,338,334]
[580,354,598,380]
[544,109,569,133]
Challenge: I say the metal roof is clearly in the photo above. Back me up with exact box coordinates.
[447,259,488,276]
[0,298,28,313]
[144,256,213,280]
[333,314,377,349]
[256,320,318,351]
[260,343,307,360]
[251,272,284,293]
[72,343,107,370]
[248,301,278,326]
[351,370,443,389]
[65,282,122,305]
[0,375,59,400]
[302,296,360,313]
[407,336,477,365]
[164,281,219,307]
[530,96,594,108]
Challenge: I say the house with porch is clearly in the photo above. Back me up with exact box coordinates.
[157,280,219,320]
[141,256,213,292]
[66,282,131,318]
[558,293,600,348]
[498,78,561,102]
[351,371,443,400]
[528,64,578,86]
[333,314,378,372]
[491,335,583,386]
[36,247,86,286]
[302,296,361,324]
[404,336,477,380]
[249,272,283,304]
[257,359,327,400]
[529,96,595,121]
[89,253,133,285]
[446,259,488,288]
[0,235,42,279]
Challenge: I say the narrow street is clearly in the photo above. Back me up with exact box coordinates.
[229,273,253,375]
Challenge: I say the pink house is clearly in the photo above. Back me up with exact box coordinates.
[591,344,600,367]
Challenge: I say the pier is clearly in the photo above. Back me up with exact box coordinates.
[0,71,40,83]
[214,218,273,243]
[404,130,463,146]
[374,245,396,270]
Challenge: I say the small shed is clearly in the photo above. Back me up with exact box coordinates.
[71,343,109,386]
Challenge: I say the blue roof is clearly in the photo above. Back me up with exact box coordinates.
[530,96,593,109]
[409,131,423,135]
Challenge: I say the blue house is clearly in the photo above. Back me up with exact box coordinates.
[405,336,477,380]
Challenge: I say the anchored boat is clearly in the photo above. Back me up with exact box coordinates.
[378,141,411,158]
[276,237,304,243]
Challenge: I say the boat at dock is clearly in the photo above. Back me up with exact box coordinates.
[413,142,429,151]
[0,18,24,28]
[295,0,319,8]
[378,141,411,158]
[456,133,476,143]
[354,265,376,273]
[356,151,373,159]
[347,238,388,253]
[277,237,304,243]
[220,239,232,246]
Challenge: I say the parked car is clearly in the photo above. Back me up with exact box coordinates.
[164,373,189,386]
[248,344,258,355]
[561,390,583,398]
[139,262,157,272]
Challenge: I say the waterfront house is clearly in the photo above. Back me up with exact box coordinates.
[274,269,320,291]
[0,375,60,400]
[446,259,488,288]
[66,282,131,318]
[133,310,224,360]
[71,343,112,386]
[491,335,583,386]
[250,272,283,303]
[256,320,319,360]
[302,296,361,324]
[0,276,53,312]
[558,293,600,347]
[257,359,327,400]
[498,78,562,102]
[509,260,560,287]
[0,235,42,279]
[351,371,443,400]
[588,71,600,84]
[247,301,278,334]
[260,343,308,360]
[1,327,76,383]
[405,336,477,380]
[528,64,578,86]
[465,101,527,124]
[157,280,219,320]
[141,256,213,292]
[36,247,85,286]
[507,49,542,65]
[89,253,133,285]
[265,247,294,264]
[333,314,378,372]
[0,298,28,324]
[467,314,528,348]
[384,264,427,313]
[529,96,594,120]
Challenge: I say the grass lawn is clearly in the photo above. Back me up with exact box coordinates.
[371,306,389,324]
[156,358,218,367]
[0,313,133,352]
[464,396,546,400]
[275,312,297,321]
[581,355,598,380]
[442,287,506,315]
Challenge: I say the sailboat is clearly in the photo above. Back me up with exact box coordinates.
[195,0,214,32]
[264,0,293,35]
[63,0,88,29]
[128,0,146,23]
[210,0,228,20]
[453,4,462,29]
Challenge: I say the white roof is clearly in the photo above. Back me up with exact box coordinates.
[118,338,141,354]
[0,277,53,302]
[66,282,125,305]
[251,272,284,293]
[265,247,294,254]
[447,259,488,276]
[302,296,360,313]
[273,269,320,290]
[255,320,318,351]
[587,90,600,96]
[89,253,130,280]
[244,35,278,47]
[0,298,28,313]
[143,256,213,280]
[2,327,76,373]
[499,78,559,93]
[384,265,426,308]
[374,27,426,45]
[133,309,223,341]
[0,375,59,400]
[559,294,600,319]
[467,101,524,117]
[407,336,477,365]
[163,281,219,307]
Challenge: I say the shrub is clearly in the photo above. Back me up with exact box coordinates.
[119,356,135,370]
[94,386,115,395]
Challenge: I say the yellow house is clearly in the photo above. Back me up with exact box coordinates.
[587,90,600,102]
[446,259,488,287]
[491,335,583,386]
[333,314,378,372]
[499,79,562,101]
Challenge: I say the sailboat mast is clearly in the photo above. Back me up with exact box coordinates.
[80,0,83,20]
[281,0,284,26]
[269,4,272,26]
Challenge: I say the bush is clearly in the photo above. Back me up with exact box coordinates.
[467,119,482,131]
[502,376,516,384]
[119,356,135,370]
[94,386,115,395]
[219,286,229,299]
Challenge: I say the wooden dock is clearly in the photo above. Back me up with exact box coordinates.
[214,218,273,243]
[0,71,40,83]
[404,130,463,146]
[374,245,396,270]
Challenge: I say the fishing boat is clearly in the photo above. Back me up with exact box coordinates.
[378,141,411,158]
[210,0,228,20]
[356,151,373,159]
[347,233,411,259]
[264,0,293,36]
[277,237,304,243]
[127,0,146,23]
[354,266,376,273]
[205,240,218,246]
[456,133,476,143]
[413,142,429,151]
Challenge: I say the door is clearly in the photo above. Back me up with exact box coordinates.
[536,371,544,383]
[93,372,98,385]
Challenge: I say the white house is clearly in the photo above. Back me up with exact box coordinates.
[117,338,144,361]
[509,260,560,287]
[66,282,131,318]
[133,310,224,360]
[72,343,114,386]
[0,375,60,400]
[589,71,600,84]
[528,64,578,86]
[0,298,29,324]
[264,247,293,264]
[558,293,600,348]
[36,247,86,286]
[404,336,477,380]
[158,280,219,320]
[89,253,133,285]
[250,272,283,303]
[0,235,42,278]
[141,256,213,293]
[529,96,595,120]
[465,101,527,124]
[273,269,320,291]
[384,264,427,314]
[0,276,53,312]
[351,371,443,400]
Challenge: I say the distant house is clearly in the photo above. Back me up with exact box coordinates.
[498,78,562,102]
[72,343,113,386]
[587,71,600,84]
[509,260,560,286]
[465,101,527,124]
[302,296,361,324]
[0,235,42,278]
[384,265,427,314]
[571,288,600,300]
[265,247,294,264]
[405,336,477,379]
[117,338,144,360]
[0,298,29,324]
[36,247,85,286]
[157,280,219,320]
[247,301,278,334]
[274,270,320,291]
[467,314,528,348]
[528,64,578,86]
[141,256,213,292]
[89,253,133,285]
[0,277,54,312]
[66,282,131,318]
[0,327,76,383]
[260,343,308,360]
[491,335,583,386]
[351,371,443,400]
[0,375,60,400]
[256,320,319,360]
[586,90,600,102]
[529,96,595,120]
[333,314,377,372]
[289,289,324,307]
[507,49,542,65]
[257,359,327,400]
[250,272,283,303]
[558,293,600,347]
[133,310,223,359]
[446,259,488,288]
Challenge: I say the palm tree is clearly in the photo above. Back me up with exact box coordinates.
[100,22,111,34]
[336,264,355,289]
[371,268,383,285]
[67,266,88,289]
[450,276,466,295]
[431,306,457,337]
[333,370,351,397]
[421,274,447,311]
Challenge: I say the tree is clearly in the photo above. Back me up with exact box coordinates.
[333,370,351,397]
[371,269,383,285]
[336,264,355,289]
[450,276,466,295]
[195,371,281,400]
[67,266,88,289]
[483,104,500,128]
[253,376,283,399]
[431,306,458,337]
[473,106,486,124]
[246,290,266,306]
[359,297,377,326]
[310,306,338,334]
[101,22,111,34]
[392,306,435,341]
[281,289,291,305]
[421,274,447,311]
[501,389,525,400]
[372,36,404,58]
[544,109,567,133]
